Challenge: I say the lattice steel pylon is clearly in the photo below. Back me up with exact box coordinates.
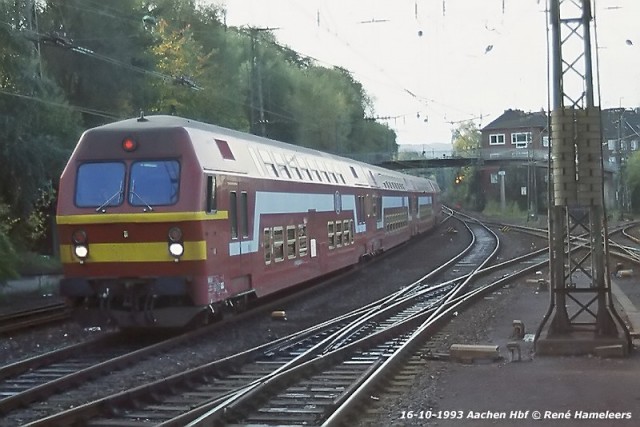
[534,0,631,355]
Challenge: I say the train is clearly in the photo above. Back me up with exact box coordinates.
[56,115,441,328]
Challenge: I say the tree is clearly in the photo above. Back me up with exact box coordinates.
[0,1,81,263]
[38,0,156,126]
[452,120,481,155]
[625,150,640,213]
[450,121,485,210]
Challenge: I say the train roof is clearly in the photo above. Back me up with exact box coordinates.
[92,115,440,194]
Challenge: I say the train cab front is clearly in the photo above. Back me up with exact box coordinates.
[56,119,218,328]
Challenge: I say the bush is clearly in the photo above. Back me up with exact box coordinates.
[0,231,19,284]
[482,200,527,220]
[17,252,62,276]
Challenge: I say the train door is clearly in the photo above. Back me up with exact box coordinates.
[228,188,252,295]
[409,195,417,236]
[229,189,250,254]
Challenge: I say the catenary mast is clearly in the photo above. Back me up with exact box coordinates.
[535,0,631,355]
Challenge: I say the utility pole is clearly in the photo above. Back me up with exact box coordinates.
[617,109,627,219]
[25,0,43,78]
[535,0,630,355]
[248,27,275,137]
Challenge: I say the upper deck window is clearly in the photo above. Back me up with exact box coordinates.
[129,160,180,206]
[215,139,235,160]
[75,162,125,208]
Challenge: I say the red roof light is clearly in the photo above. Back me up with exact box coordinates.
[122,137,137,152]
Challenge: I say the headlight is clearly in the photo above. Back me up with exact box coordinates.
[169,242,184,257]
[74,245,89,259]
[168,227,183,242]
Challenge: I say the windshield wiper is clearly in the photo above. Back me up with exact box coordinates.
[95,182,123,212]
[130,180,153,212]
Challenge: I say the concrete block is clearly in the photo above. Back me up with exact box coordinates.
[512,320,525,339]
[449,344,500,363]
[594,344,626,358]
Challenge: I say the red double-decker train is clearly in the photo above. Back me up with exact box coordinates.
[56,115,441,328]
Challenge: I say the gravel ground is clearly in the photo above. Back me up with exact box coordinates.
[362,223,640,427]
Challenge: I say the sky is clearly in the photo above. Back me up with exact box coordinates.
[211,0,640,146]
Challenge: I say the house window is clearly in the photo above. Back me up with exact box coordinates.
[511,132,531,148]
[632,140,638,151]
[542,136,550,147]
[489,134,505,145]
[490,173,498,184]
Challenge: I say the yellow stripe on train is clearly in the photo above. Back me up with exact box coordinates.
[56,210,228,225]
[60,241,207,263]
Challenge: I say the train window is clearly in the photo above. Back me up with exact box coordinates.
[273,227,284,262]
[129,160,180,207]
[75,162,125,208]
[229,192,238,239]
[356,196,365,224]
[279,165,292,179]
[298,225,308,257]
[349,220,355,244]
[287,226,297,259]
[335,221,343,247]
[206,176,217,212]
[292,167,303,180]
[263,228,272,264]
[215,139,235,160]
[350,166,358,178]
[342,220,350,245]
[375,196,382,219]
[327,221,335,249]
[240,192,249,238]
[371,196,377,218]
[267,164,279,177]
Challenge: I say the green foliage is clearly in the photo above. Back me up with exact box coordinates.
[482,200,527,219]
[0,0,401,275]
[0,203,19,282]
[452,121,481,155]
[625,151,640,213]
[0,1,81,260]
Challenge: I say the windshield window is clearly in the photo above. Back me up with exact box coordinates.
[75,162,125,208]
[129,160,180,206]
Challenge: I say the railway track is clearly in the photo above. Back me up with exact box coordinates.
[0,217,465,426]
[7,213,635,426]
[0,302,70,336]
[20,214,507,426]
